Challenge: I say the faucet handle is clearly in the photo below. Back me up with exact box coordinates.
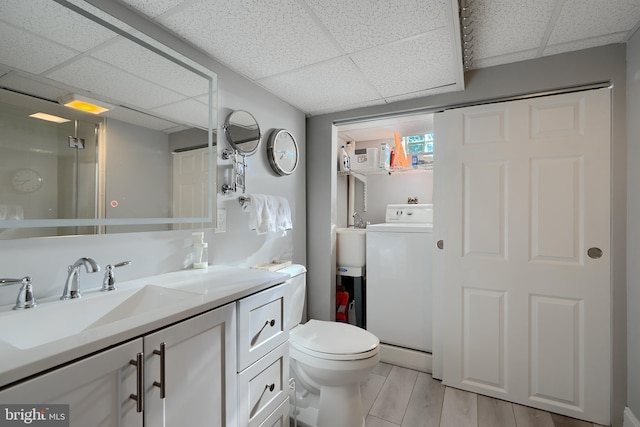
[0,276,37,310]
[102,261,131,291]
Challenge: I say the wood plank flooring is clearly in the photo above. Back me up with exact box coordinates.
[361,363,608,427]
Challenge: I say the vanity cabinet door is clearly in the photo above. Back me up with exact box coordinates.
[0,339,144,427]
[143,302,237,427]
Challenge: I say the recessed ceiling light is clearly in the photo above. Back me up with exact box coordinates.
[28,112,71,123]
[58,94,114,114]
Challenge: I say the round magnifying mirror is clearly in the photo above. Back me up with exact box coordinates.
[223,110,261,155]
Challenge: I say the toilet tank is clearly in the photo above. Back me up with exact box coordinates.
[279,264,306,329]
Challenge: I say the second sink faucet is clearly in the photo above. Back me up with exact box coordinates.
[61,257,101,300]
[352,211,366,229]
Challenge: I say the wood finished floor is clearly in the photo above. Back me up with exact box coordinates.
[361,363,608,427]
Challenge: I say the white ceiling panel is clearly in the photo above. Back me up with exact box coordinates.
[473,49,538,69]
[118,0,184,18]
[0,0,115,52]
[90,38,210,97]
[151,98,210,129]
[544,33,628,57]
[0,72,68,101]
[47,57,186,110]
[149,0,342,80]
[304,0,448,53]
[350,29,457,98]
[472,0,557,59]
[549,0,640,45]
[0,23,79,74]
[258,57,381,113]
[105,106,178,132]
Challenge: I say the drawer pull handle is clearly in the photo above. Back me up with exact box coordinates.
[129,352,144,413]
[266,383,275,392]
[251,319,278,345]
[153,343,166,399]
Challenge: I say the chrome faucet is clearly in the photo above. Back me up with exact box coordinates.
[61,257,100,300]
[352,211,366,229]
[0,276,37,310]
[102,261,131,292]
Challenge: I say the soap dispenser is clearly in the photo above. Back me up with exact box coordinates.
[192,232,209,269]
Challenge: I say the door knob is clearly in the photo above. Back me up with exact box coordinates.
[587,247,603,259]
[437,240,444,250]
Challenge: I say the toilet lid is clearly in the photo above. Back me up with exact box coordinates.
[291,320,379,359]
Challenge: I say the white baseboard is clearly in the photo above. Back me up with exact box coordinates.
[624,407,640,427]
[378,344,432,373]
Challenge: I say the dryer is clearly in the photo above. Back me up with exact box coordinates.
[366,204,433,364]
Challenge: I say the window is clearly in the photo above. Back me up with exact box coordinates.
[402,133,433,154]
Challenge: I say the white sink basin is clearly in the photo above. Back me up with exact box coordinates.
[336,227,366,267]
[0,285,199,349]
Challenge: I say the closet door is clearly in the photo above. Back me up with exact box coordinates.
[434,88,610,425]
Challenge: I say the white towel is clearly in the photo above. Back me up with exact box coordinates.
[244,194,292,234]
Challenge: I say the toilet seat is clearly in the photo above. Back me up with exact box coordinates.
[290,320,379,361]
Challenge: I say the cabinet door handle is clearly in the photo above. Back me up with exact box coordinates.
[437,240,444,250]
[129,352,144,413]
[153,343,166,399]
[266,383,275,392]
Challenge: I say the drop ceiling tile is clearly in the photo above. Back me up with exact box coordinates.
[0,72,68,101]
[91,38,210,97]
[310,98,387,117]
[304,0,448,53]
[119,0,185,18]
[47,57,185,111]
[153,0,342,80]
[543,33,627,57]
[472,0,556,59]
[548,0,640,45]
[105,106,178,131]
[0,22,79,74]
[472,49,538,69]
[350,29,457,98]
[258,57,381,114]
[151,98,210,129]
[0,0,115,52]
[384,84,460,103]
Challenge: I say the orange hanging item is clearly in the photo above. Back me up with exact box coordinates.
[336,286,349,322]
[393,131,410,167]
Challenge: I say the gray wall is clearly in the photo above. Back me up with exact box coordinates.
[307,44,627,425]
[627,33,640,420]
[0,2,306,308]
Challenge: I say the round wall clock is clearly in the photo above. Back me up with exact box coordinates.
[267,129,298,176]
[11,168,43,193]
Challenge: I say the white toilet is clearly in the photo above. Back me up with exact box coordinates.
[282,264,380,427]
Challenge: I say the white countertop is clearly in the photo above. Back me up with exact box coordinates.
[0,265,289,389]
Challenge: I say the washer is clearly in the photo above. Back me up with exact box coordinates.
[366,204,433,354]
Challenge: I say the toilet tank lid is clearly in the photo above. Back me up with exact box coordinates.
[292,320,379,355]
[278,264,306,278]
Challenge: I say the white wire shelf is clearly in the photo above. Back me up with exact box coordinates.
[338,164,433,176]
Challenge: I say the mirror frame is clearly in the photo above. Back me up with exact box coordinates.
[0,0,217,233]
[223,110,261,156]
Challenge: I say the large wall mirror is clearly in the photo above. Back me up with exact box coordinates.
[0,0,217,239]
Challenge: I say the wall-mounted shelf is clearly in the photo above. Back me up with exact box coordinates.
[338,163,433,176]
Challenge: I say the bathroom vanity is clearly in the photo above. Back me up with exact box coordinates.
[0,266,290,427]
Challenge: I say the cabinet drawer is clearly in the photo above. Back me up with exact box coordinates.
[258,397,289,427]
[238,342,289,427]
[237,283,288,371]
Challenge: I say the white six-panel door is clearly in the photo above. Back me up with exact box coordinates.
[434,88,611,425]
